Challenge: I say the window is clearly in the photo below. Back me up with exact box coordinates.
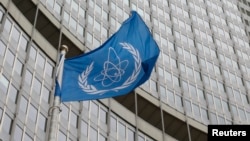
[42,86,50,103]
[202,75,209,85]
[82,101,89,110]
[236,76,243,86]
[184,50,191,60]
[211,78,217,89]
[33,77,42,94]
[70,111,78,128]
[87,14,93,26]
[65,0,71,5]
[94,20,101,32]
[163,52,169,65]
[175,95,183,109]
[239,108,247,120]
[190,84,197,98]
[45,62,54,77]
[100,108,107,123]
[247,112,250,122]
[0,74,9,94]
[110,116,117,131]
[214,97,222,110]
[174,31,180,39]
[14,125,23,141]
[5,49,15,67]
[8,84,18,103]
[231,104,238,116]
[229,72,236,82]
[0,40,7,56]
[63,11,70,24]
[218,116,225,124]
[186,66,193,77]
[79,6,85,20]
[54,2,61,15]
[20,35,28,51]
[233,90,241,102]
[170,57,176,68]
[158,67,164,77]
[38,113,47,131]
[181,34,188,43]
[86,32,92,44]
[197,89,204,101]
[93,37,100,48]
[222,69,229,79]
[14,59,23,75]
[77,24,84,36]
[242,94,249,105]
[201,108,208,121]
[61,104,69,120]
[91,102,98,117]
[182,80,188,91]
[0,108,2,121]
[173,75,179,86]
[58,130,66,141]
[101,26,107,38]
[128,128,135,141]
[47,0,54,8]
[195,70,201,80]
[3,18,12,34]
[199,57,205,67]
[29,45,37,61]
[23,133,33,141]
[160,86,166,98]
[37,53,45,69]
[184,100,192,113]
[69,17,77,30]
[90,127,98,141]
[71,0,78,13]
[193,104,200,117]
[19,96,28,113]
[0,9,3,20]
[99,134,106,141]
[10,26,21,44]
[81,120,88,136]
[210,112,217,124]
[138,135,144,141]
[118,122,126,138]
[167,90,174,103]
[28,104,38,123]
[207,93,213,105]
[25,70,32,86]
[222,100,229,112]
[2,114,12,134]
[150,80,157,92]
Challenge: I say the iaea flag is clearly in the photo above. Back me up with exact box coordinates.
[56,11,160,102]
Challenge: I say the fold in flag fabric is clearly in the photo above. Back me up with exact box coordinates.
[56,11,160,102]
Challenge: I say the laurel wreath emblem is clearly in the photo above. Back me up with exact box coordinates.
[78,42,142,95]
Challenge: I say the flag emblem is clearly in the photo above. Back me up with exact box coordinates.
[93,46,129,87]
[78,42,141,95]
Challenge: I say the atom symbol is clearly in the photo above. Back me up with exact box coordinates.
[94,47,129,87]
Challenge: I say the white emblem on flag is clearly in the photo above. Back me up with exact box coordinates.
[94,47,129,87]
[78,42,141,95]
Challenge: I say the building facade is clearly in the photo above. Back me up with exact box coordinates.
[0,0,250,141]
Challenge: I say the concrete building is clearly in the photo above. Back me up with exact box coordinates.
[0,0,250,141]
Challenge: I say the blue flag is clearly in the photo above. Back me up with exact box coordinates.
[56,11,160,102]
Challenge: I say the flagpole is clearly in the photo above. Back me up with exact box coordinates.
[48,45,68,141]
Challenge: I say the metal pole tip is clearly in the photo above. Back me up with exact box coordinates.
[61,45,69,52]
